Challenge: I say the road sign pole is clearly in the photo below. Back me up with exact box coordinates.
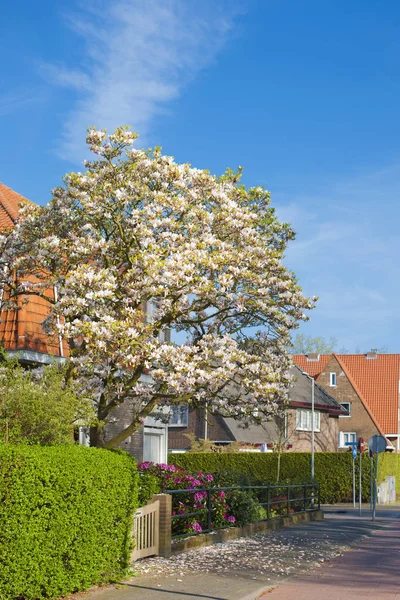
[370,453,373,511]
[359,449,362,515]
[367,435,387,522]
[352,455,356,508]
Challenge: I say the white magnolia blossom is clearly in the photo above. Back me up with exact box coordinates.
[0,127,315,447]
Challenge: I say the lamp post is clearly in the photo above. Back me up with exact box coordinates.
[302,371,315,481]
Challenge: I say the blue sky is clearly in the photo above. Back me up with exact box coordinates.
[1,0,400,351]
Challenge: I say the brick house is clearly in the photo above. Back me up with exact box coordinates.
[293,352,400,452]
[168,366,347,454]
[0,182,168,463]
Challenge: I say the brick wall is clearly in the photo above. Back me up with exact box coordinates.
[286,407,339,452]
[103,399,144,462]
[316,355,380,447]
[168,408,235,450]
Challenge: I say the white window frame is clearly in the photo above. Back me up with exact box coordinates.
[330,372,337,387]
[296,409,320,432]
[339,431,356,448]
[339,402,351,417]
[168,404,189,427]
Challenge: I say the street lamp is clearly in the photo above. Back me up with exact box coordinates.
[302,371,315,481]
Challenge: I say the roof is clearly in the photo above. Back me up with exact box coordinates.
[292,354,331,378]
[336,354,400,435]
[0,182,31,229]
[292,353,400,434]
[222,366,346,443]
[223,418,279,444]
[289,365,347,415]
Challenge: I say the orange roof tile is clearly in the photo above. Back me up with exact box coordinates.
[335,353,400,435]
[293,353,400,435]
[0,182,31,229]
[292,354,331,378]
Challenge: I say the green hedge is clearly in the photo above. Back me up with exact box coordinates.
[379,452,400,496]
[168,452,400,504]
[0,445,138,600]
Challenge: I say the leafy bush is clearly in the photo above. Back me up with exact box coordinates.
[137,471,161,506]
[168,451,399,503]
[0,445,138,600]
[211,468,259,488]
[226,489,267,525]
[0,357,94,445]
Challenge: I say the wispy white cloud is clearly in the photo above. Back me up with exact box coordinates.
[39,0,243,162]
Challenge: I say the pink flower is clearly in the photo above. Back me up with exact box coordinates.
[189,522,202,532]
[205,474,214,482]
[194,491,206,502]
[227,515,236,523]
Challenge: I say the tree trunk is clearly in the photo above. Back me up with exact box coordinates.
[90,424,105,448]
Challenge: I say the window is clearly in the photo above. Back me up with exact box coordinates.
[296,409,320,432]
[330,372,337,387]
[340,402,351,417]
[168,405,189,427]
[339,432,356,448]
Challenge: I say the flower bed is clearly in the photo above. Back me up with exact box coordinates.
[137,462,236,535]
[137,463,318,539]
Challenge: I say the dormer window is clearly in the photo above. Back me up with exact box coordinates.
[330,372,337,387]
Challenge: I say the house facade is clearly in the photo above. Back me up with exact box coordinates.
[168,366,347,454]
[293,352,400,452]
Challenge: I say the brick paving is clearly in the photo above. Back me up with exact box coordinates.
[257,516,400,599]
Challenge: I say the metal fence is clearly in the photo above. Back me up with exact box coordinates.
[165,483,320,539]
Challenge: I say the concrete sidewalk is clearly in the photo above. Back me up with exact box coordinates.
[85,505,400,600]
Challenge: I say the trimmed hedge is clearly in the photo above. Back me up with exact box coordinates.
[168,452,400,504]
[0,445,138,600]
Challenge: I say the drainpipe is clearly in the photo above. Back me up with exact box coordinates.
[53,285,64,358]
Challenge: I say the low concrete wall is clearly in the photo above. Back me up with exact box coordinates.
[171,509,323,555]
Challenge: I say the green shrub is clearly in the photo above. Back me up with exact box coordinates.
[226,489,267,525]
[169,452,400,504]
[137,471,161,506]
[0,444,138,600]
[0,358,94,445]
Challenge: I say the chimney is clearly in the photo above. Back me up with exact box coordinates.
[366,349,378,360]
[306,352,320,362]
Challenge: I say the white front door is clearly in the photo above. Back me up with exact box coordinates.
[143,426,167,463]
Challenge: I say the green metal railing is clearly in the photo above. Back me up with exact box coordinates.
[165,482,320,539]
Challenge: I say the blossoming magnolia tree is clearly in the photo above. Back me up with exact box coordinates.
[0,127,315,448]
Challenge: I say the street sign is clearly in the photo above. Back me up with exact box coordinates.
[368,435,387,453]
[345,441,358,447]
[359,437,365,452]
[352,446,357,459]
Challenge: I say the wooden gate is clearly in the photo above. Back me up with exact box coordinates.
[131,499,160,561]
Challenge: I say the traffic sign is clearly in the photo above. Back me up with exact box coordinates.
[352,446,357,459]
[368,435,387,453]
[358,437,365,452]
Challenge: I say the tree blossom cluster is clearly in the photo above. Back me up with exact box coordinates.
[0,126,315,447]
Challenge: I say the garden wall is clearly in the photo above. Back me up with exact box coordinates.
[168,452,400,503]
[0,445,138,600]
